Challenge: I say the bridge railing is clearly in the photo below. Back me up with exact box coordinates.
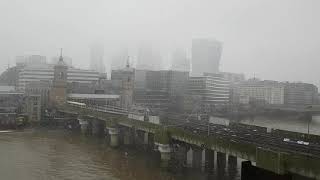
[66,102,129,115]
[88,105,129,115]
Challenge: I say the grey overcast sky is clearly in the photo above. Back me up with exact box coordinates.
[0,0,319,86]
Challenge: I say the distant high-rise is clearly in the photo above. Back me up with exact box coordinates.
[90,43,106,73]
[15,55,46,67]
[184,73,230,112]
[111,48,129,70]
[136,46,162,70]
[284,82,318,106]
[191,39,223,75]
[171,49,190,72]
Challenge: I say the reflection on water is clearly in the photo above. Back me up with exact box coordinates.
[0,130,241,180]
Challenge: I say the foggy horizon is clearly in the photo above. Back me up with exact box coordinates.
[0,0,319,87]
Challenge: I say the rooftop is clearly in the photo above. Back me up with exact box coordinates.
[68,93,120,99]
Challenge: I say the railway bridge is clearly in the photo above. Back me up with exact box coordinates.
[57,102,320,180]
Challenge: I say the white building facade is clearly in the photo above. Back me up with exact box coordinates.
[237,80,284,105]
[18,64,100,91]
[191,39,223,76]
[186,73,230,108]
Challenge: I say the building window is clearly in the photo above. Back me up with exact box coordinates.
[60,72,64,79]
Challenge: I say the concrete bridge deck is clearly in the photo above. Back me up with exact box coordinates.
[57,104,320,179]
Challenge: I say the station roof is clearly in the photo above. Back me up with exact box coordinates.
[68,93,120,99]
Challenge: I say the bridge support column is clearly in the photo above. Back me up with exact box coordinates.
[192,148,203,169]
[92,119,101,136]
[143,132,149,145]
[217,152,226,174]
[158,143,171,168]
[228,155,237,169]
[134,130,142,145]
[108,127,119,148]
[123,130,133,146]
[173,145,187,170]
[78,118,88,134]
[186,148,193,168]
[241,161,292,180]
[204,149,215,172]
[228,155,237,178]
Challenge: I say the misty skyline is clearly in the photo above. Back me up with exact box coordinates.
[0,0,319,86]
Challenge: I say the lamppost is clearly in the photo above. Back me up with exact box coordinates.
[305,105,313,141]
[207,117,210,136]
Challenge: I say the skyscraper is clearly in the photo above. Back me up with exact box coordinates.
[171,49,190,72]
[191,39,223,75]
[111,48,129,70]
[136,45,162,70]
[90,43,106,73]
[15,55,47,66]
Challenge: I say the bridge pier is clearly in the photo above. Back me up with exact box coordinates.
[141,132,151,150]
[78,118,89,134]
[204,149,215,172]
[173,145,188,170]
[192,147,203,169]
[186,147,193,168]
[92,119,103,136]
[134,130,143,145]
[143,132,149,145]
[123,130,133,146]
[228,155,237,167]
[158,143,171,168]
[108,127,119,148]
[217,152,226,175]
[227,155,238,178]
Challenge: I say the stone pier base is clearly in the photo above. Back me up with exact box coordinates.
[108,128,119,148]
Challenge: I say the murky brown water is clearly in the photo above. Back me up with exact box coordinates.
[0,130,241,180]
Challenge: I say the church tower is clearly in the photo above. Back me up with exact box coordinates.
[120,57,135,110]
[50,49,68,106]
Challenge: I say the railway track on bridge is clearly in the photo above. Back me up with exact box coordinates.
[177,119,320,157]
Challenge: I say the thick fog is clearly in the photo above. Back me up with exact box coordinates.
[0,0,319,86]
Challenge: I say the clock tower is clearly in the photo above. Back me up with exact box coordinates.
[50,49,68,106]
[120,57,135,110]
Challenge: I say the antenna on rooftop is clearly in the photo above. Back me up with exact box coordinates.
[126,56,130,68]
[59,48,63,62]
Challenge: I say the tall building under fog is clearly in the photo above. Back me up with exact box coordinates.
[184,73,230,112]
[191,39,223,75]
[136,46,162,70]
[90,43,106,73]
[171,49,190,72]
[111,48,129,70]
[16,55,47,67]
[284,83,318,106]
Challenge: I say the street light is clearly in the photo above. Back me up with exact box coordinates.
[305,105,313,141]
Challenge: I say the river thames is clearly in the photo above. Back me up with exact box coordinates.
[0,129,241,180]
